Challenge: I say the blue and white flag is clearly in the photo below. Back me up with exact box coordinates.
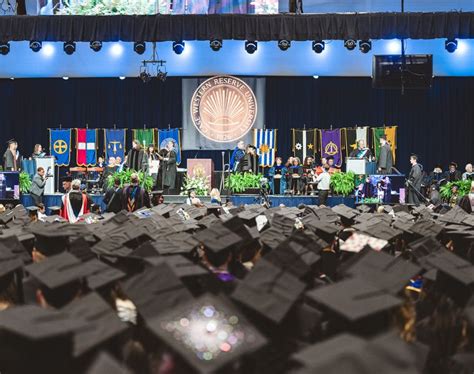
[104,129,126,160]
[49,129,72,166]
[158,128,182,165]
[253,129,276,167]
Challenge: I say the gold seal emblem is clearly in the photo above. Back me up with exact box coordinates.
[190,76,257,143]
[324,141,339,156]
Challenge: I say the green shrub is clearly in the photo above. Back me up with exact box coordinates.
[106,170,154,192]
[330,172,356,196]
[224,172,263,193]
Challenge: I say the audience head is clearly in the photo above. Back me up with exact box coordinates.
[130,173,139,185]
[114,177,121,187]
[62,177,72,191]
[434,164,443,172]
[210,188,220,199]
[37,167,45,176]
[34,144,43,154]
[327,156,335,167]
[410,154,418,165]
[358,139,366,148]
[276,157,282,166]
[7,139,18,151]
[465,163,473,173]
[292,157,300,166]
[37,203,45,213]
[108,156,116,166]
[132,139,141,150]
[449,162,457,172]
[115,156,122,165]
[71,179,81,191]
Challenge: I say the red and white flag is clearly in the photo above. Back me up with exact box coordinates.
[76,129,97,166]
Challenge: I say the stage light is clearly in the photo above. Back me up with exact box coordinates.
[0,42,10,55]
[445,39,458,53]
[278,39,291,51]
[386,39,401,54]
[139,71,151,83]
[344,39,356,51]
[210,39,222,51]
[62,76,69,80]
[10,77,14,80]
[29,41,42,52]
[359,40,372,53]
[110,43,124,57]
[119,76,126,80]
[313,75,319,79]
[172,40,185,55]
[90,41,102,52]
[312,40,325,54]
[157,69,168,82]
[245,41,258,54]
[63,41,76,55]
[134,42,146,55]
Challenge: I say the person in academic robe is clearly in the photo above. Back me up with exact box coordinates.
[31,144,46,159]
[429,164,444,185]
[3,139,21,171]
[444,162,462,182]
[229,140,246,172]
[462,163,473,181]
[157,140,177,190]
[349,140,373,159]
[302,156,316,194]
[60,179,90,223]
[268,157,287,195]
[406,154,424,205]
[208,0,249,14]
[122,173,151,212]
[377,135,393,174]
[288,157,303,195]
[238,145,258,173]
[103,177,123,214]
[125,139,148,172]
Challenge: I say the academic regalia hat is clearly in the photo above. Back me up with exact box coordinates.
[85,352,131,374]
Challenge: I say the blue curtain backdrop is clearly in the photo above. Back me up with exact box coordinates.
[0,77,473,173]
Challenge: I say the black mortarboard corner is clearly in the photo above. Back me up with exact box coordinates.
[306,277,403,336]
[29,223,71,256]
[86,351,131,374]
[146,293,267,374]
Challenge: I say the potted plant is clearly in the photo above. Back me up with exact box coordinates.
[19,172,32,194]
[439,180,471,201]
[180,175,210,196]
[330,171,356,197]
[106,170,154,192]
[224,172,263,194]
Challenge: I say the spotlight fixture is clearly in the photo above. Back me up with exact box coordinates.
[278,39,291,51]
[63,41,76,55]
[137,42,167,84]
[157,69,168,82]
[134,42,146,55]
[344,39,357,51]
[139,69,151,83]
[0,41,10,55]
[29,40,42,52]
[172,40,185,55]
[359,40,372,54]
[210,39,222,51]
[245,40,258,54]
[90,41,102,52]
[445,39,458,53]
[312,40,325,54]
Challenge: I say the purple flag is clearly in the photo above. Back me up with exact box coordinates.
[320,129,343,167]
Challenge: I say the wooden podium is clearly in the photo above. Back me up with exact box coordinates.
[187,159,214,187]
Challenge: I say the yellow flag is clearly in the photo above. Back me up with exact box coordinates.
[384,126,397,163]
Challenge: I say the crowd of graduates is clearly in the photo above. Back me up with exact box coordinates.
[0,194,473,374]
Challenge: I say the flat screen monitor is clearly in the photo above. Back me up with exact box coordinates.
[0,171,20,200]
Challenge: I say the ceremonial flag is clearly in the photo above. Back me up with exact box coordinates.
[104,129,126,160]
[344,126,369,157]
[133,129,156,148]
[372,126,397,163]
[320,129,343,167]
[158,128,182,165]
[292,129,318,161]
[253,129,276,167]
[76,129,97,166]
[49,129,71,166]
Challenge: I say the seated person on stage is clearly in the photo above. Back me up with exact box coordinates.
[230,140,246,172]
[349,139,373,159]
[121,173,151,212]
[31,144,46,159]
[288,157,303,195]
[186,189,203,207]
[462,163,473,181]
[302,156,316,195]
[327,156,341,174]
[444,162,462,182]
[210,188,222,205]
[429,164,444,184]
[268,157,287,195]
[103,156,117,181]
[60,179,91,223]
[103,177,123,214]
[238,145,258,173]
[115,156,125,172]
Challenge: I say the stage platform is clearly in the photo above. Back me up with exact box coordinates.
[20,193,356,213]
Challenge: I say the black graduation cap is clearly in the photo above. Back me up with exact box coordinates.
[29,223,72,256]
[0,247,23,279]
[193,224,243,256]
[0,305,81,372]
[0,234,30,264]
[0,210,14,225]
[410,219,444,238]
[408,236,445,260]
[359,221,402,242]
[85,351,131,374]
[331,204,358,222]
[121,262,192,319]
[305,277,403,330]
[357,204,373,213]
[259,226,288,252]
[146,294,267,374]
[62,292,129,358]
[343,249,422,294]
[203,203,222,217]
[26,206,40,214]
[82,258,126,290]
[231,259,306,324]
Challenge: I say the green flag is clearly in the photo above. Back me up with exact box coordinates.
[372,127,386,159]
[132,129,156,148]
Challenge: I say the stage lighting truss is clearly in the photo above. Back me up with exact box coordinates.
[445,39,458,53]
[29,40,42,52]
[245,40,258,54]
[210,39,223,51]
[359,40,372,53]
[138,42,167,83]
[312,40,325,54]
[344,39,357,51]
[90,41,102,52]
[63,41,76,55]
[278,39,291,51]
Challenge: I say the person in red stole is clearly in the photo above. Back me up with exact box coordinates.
[60,179,90,223]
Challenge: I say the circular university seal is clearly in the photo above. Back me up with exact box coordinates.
[190,76,258,143]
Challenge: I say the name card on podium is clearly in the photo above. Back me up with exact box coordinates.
[187,159,214,187]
